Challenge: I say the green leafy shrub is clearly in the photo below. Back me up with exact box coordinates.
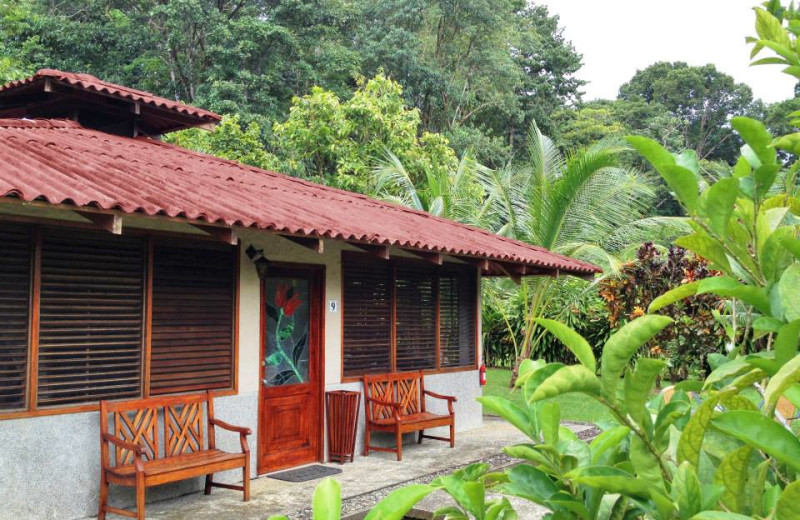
[599,243,725,381]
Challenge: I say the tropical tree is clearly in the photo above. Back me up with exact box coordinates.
[371,150,486,224]
[479,124,687,386]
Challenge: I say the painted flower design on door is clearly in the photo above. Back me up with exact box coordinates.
[264,278,310,386]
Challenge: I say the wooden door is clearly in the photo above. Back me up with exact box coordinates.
[258,266,324,473]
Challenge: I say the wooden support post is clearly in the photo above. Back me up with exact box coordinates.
[191,224,238,245]
[405,249,443,265]
[76,211,122,234]
[350,242,390,260]
[281,235,324,253]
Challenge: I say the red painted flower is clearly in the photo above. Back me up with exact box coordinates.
[274,282,289,308]
[283,294,302,317]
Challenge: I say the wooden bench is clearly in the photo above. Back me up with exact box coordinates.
[98,391,251,520]
[362,370,457,461]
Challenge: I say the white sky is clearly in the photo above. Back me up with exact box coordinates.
[537,0,797,103]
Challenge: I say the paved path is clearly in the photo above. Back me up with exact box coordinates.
[106,419,595,520]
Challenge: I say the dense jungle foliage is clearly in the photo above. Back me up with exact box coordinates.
[2,0,798,381]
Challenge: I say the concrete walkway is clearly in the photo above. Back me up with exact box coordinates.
[120,419,594,520]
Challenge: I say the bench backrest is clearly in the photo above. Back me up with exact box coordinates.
[363,370,427,420]
[99,391,217,467]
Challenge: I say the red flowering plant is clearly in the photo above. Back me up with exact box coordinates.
[265,282,307,384]
[599,242,725,381]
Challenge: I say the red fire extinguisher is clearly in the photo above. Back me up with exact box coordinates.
[479,363,487,386]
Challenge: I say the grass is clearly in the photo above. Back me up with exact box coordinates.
[482,368,613,424]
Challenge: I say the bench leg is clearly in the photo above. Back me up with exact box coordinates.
[135,473,146,520]
[243,458,251,502]
[205,474,213,495]
[363,427,371,456]
[417,430,424,444]
[450,422,455,448]
[395,429,403,462]
[98,471,108,520]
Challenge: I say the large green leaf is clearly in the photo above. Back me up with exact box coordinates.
[696,277,771,315]
[689,513,755,520]
[539,401,560,446]
[364,485,436,520]
[699,178,739,237]
[672,462,702,520]
[630,435,663,489]
[779,264,800,321]
[590,426,631,464]
[477,396,535,440]
[776,480,800,520]
[764,354,800,413]
[526,365,601,403]
[502,444,552,468]
[626,136,698,211]
[439,476,485,520]
[710,411,800,471]
[533,318,596,372]
[501,464,557,504]
[313,478,341,520]
[760,225,796,283]
[713,446,751,513]
[675,233,731,272]
[522,363,565,404]
[677,395,720,469]
[648,281,701,313]
[624,358,667,425]
[600,315,673,400]
[571,467,675,518]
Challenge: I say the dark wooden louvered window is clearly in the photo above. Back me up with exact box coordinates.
[440,268,477,368]
[342,253,478,378]
[395,265,437,371]
[0,224,32,410]
[150,243,236,395]
[37,230,145,407]
[0,221,239,417]
[342,256,392,376]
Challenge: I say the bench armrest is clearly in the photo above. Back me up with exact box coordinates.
[102,432,144,456]
[209,418,251,455]
[210,418,252,436]
[365,396,402,421]
[424,390,457,414]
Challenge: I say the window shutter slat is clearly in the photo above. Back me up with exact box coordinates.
[440,268,477,368]
[150,244,235,394]
[342,256,392,376]
[0,224,32,411]
[37,230,145,407]
[395,265,436,371]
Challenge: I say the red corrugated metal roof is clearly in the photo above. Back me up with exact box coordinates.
[0,118,600,275]
[0,69,221,123]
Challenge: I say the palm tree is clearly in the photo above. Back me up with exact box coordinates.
[479,123,687,385]
[371,150,487,224]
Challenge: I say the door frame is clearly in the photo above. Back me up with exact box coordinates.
[257,262,326,474]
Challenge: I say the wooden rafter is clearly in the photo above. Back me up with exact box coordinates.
[350,242,390,260]
[404,249,443,265]
[76,210,122,234]
[281,234,324,253]
[457,256,490,272]
[191,224,237,245]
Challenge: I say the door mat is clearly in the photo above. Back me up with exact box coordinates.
[268,465,342,482]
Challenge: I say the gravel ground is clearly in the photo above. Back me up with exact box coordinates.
[288,421,600,520]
